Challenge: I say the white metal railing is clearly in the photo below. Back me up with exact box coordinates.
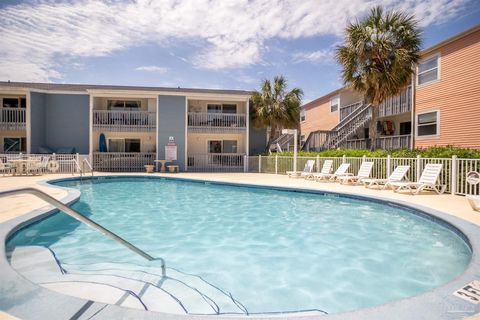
[93,152,156,172]
[188,113,246,132]
[93,110,156,132]
[378,86,412,117]
[340,101,363,121]
[0,153,85,174]
[0,108,26,130]
[246,155,480,196]
[187,153,245,172]
[376,135,411,149]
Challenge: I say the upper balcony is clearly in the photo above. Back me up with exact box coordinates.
[93,110,156,132]
[378,86,412,118]
[187,112,246,133]
[0,108,26,131]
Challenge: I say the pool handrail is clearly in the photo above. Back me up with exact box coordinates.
[0,187,166,276]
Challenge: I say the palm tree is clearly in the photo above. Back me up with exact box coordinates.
[251,76,303,150]
[336,6,422,149]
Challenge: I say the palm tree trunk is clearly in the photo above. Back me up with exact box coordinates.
[266,125,277,151]
[369,106,379,150]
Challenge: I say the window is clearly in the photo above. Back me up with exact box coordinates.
[2,97,26,108]
[417,111,438,137]
[300,108,306,122]
[417,55,439,85]
[400,122,412,135]
[107,100,141,110]
[300,135,306,145]
[207,103,237,113]
[108,138,141,152]
[3,137,26,152]
[330,96,339,112]
[208,140,238,154]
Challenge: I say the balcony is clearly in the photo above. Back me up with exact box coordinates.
[93,110,156,132]
[0,108,26,130]
[187,153,245,172]
[345,135,411,150]
[378,86,412,117]
[188,113,246,133]
[93,152,156,172]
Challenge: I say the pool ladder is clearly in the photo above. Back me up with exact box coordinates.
[0,187,166,276]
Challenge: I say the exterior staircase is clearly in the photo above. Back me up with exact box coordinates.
[302,103,372,151]
[269,133,295,153]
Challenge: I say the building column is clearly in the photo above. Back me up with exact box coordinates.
[26,91,32,153]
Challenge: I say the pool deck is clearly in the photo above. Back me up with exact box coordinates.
[0,172,480,320]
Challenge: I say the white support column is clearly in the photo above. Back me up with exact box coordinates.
[386,155,391,177]
[88,94,94,165]
[184,97,188,171]
[451,155,457,196]
[26,91,32,153]
[416,155,422,181]
[246,98,250,157]
[156,95,159,171]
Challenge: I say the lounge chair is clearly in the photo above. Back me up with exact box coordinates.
[338,161,374,185]
[287,160,315,178]
[304,160,333,180]
[362,165,411,189]
[390,163,446,195]
[0,160,15,176]
[467,195,480,211]
[313,163,351,181]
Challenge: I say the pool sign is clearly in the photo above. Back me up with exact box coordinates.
[454,280,480,304]
[165,136,177,161]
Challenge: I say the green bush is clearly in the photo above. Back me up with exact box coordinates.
[272,146,480,159]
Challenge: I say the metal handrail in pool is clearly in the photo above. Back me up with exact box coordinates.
[0,187,166,276]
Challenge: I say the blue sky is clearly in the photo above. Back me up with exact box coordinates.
[0,0,479,102]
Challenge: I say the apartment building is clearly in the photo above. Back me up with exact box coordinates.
[301,24,480,151]
[0,82,266,172]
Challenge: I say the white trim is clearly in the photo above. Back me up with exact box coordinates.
[246,98,250,157]
[26,91,31,153]
[155,95,159,170]
[416,53,441,87]
[415,109,440,139]
[89,95,94,164]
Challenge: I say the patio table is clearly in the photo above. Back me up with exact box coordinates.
[154,159,168,173]
[8,159,41,175]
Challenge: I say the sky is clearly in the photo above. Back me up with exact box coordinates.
[0,0,479,102]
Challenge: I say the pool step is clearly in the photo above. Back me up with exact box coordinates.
[9,246,247,315]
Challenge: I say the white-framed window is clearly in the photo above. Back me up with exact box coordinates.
[107,100,141,110]
[330,96,339,112]
[2,97,26,108]
[207,103,237,114]
[208,140,238,154]
[300,134,306,145]
[416,110,439,137]
[108,138,141,152]
[417,54,440,86]
[3,137,26,152]
[300,108,306,122]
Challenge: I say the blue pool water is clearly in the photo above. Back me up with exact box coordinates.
[7,177,471,314]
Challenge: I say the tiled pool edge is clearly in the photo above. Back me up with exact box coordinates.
[0,175,478,320]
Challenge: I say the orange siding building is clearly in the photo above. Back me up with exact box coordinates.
[300,90,340,143]
[414,26,480,149]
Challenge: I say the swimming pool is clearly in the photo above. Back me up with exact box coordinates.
[6,177,472,315]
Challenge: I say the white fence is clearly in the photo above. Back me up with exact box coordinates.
[93,152,156,172]
[246,155,480,196]
[187,154,245,172]
[0,108,26,130]
[0,153,90,174]
[93,110,156,132]
[187,113,246,133]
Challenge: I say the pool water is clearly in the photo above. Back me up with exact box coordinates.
[7,177,471,314]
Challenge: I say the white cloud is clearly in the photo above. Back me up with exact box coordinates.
[135,65,168,73]
[293,49,334,63]
[0,0,471,82]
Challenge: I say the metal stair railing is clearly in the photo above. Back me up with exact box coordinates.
[0,187,166,276]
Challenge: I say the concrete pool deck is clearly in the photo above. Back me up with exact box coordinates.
[0,172,480,319]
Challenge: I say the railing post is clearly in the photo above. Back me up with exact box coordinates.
[416,155,422,182]
[386,155,391,177]
[243,155,247,173]
[275,154,278,174]
[342,155,346,164]
[316,155,320,173]
[76,153,80,173]
[451,155,457,196]
[258,155,262,173]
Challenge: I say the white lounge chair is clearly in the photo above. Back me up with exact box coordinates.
[304,160,333,180]
[467,195,480,211]
[313,163,351,182]
[338,161,374,185]
[362,165,411,189]
[287,160,315,178]
[0,160,15,176]
[390,163,446,195]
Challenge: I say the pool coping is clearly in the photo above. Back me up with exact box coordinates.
[0,174,478,320]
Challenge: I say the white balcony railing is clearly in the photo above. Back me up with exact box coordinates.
[93,152,156,172]
[93,110,156,132]
[187,153,245,172]
[376,135,411,149]
[0,108,26,130]
[378,86,412,117]
[188,113,246,133]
